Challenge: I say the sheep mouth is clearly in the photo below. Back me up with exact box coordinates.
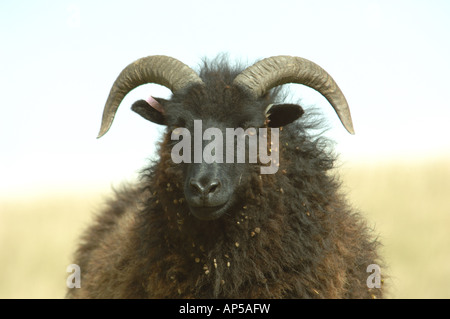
[188,202,229,221]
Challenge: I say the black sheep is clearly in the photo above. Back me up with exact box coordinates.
[67,55,384,298]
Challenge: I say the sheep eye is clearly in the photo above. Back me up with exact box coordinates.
[238,120,253,130]
[173,118,186,129]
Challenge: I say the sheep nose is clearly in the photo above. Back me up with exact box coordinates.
[189,178,221,197]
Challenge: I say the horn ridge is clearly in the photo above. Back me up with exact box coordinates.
[233,55,355,134]
[97,55,203,138]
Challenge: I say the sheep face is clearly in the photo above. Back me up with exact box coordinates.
[132,83,304,220]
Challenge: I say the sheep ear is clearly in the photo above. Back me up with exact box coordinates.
[131,97,167,125]
[265,104,304,128]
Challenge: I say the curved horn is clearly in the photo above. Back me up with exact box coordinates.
[233,56,354,134]
[97,55,204,138]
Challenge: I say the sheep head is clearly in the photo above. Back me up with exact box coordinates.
[97,55,354,220]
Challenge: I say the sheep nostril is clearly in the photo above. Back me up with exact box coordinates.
[190,180,203,194]
[207,181,220,194]
[189,179,221,196]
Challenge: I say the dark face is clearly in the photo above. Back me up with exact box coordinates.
[169,92,266,220]
[179,119,256,220]
[131,84,304,221]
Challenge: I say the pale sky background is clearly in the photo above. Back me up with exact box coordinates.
[1,0,449,197]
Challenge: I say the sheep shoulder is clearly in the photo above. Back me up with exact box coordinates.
[67,185,151,298]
